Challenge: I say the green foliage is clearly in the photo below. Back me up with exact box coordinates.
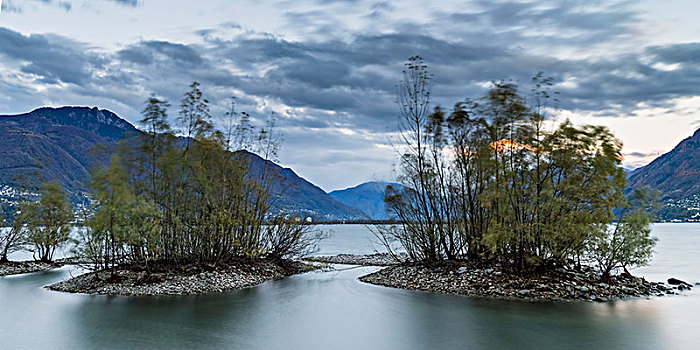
[77,82,322,270]
[588,188,657,278]
[75,157,161,271]
[19,182,73,262]
[383,58,656,277]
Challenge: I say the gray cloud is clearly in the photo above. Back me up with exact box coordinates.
[0,28,105,85]
[625,151,661,158]
[118,41,204,66]
[2,0,139,13]
[3,0,72,12]
[106,0,139,6]
[2,17,700,133]
[36,0,71,11]
[1,0,24,13]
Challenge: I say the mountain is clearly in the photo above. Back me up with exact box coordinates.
[241,151,367,220]
[0,107,137,196]
[0,106,366,220]
[329,181,402,220]
[628,128,700,199]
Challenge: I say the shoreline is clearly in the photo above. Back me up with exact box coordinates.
[47,259,314,296]
[306,253,408,266]
[0,261,63,276]
[358,262,693,302]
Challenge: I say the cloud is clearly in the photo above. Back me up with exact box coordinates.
[118,41,204,66]
[37,0,71,11]
[1,0,24,13]
[625,151,661,158]
[2,0,138,13]
[1,7,699,134]
[105,0,139,6]
[0,28,106,85]
[5,0,71,12]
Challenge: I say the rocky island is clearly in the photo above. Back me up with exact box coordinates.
[360,263,693,302]
[47,260,312,296]
[312,254,693,302]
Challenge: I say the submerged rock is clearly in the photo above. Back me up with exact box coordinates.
[667,278,690,286]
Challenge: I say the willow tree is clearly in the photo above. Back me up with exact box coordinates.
[0,214,25,263]
[589,187,657,279]
[75,157,161,272]
[20,182,73,262]
[379,56,460,262]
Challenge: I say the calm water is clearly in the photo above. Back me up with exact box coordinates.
[1,224,699,349]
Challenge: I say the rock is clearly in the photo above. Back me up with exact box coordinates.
[457,267,468,274]
[667,278,689,286]
[576,286,590,293]
[518,289,531,296]
[432,268,443,273]
[306,253,407,266]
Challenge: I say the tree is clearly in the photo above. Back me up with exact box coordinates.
[75,157,161,272]
[588,188,657,280]
[0,213,25,263]
[262,217,326,261]
[139,95,172,197]
[21,182,73,262]
[378,56,459,262]
[178,81,213,149]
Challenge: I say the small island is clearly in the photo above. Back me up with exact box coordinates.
[310,253,691,301]
[47,260,311,296]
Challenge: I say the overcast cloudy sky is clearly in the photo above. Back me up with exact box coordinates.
[1,0,699,191]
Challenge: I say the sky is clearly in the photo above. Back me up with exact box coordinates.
[0,0,699,191]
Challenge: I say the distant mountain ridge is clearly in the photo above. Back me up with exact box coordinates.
[0,106,366,220]
[329,181,402,220]
[0,107,137,195]
[628,128,700,199]
[242,150,367,220]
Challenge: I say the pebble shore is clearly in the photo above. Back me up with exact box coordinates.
[359,263,693,302]
[0,261,61,276]
[48,260,312,296]
[307,253,408,266]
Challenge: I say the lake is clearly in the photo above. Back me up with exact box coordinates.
[1,223,698,349]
